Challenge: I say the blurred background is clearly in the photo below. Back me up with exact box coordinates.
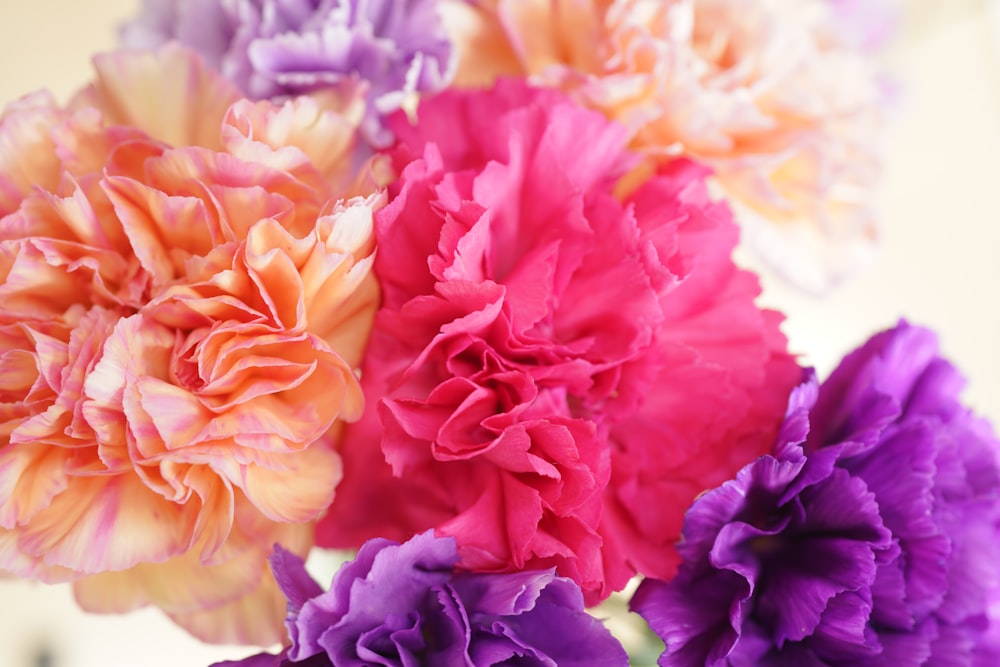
[0,0,997,665]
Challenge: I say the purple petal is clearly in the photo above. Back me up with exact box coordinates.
[269,545,324,615]
[496,598,629,666]
[804,591,879,660]
[451,568,560,617]
[632,570,748,667]
[679,456,804,563]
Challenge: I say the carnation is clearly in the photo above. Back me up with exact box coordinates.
[631,321,1000,665]
[121,0,456,147]
[440,0,886,291]
[0,45,379,644]
[212,531,629,666]
[316,80,799,601]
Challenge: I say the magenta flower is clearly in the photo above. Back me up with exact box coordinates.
[212,531,628,666]
[632,321,1000,666]
[315,80,799,602]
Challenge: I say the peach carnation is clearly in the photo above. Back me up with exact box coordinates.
[442,0,885,291]
[0,45,380,644]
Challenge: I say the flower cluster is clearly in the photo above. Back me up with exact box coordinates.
[632,321,1000,665]
[4,3,994,667]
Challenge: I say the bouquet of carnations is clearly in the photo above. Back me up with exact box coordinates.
[3,1,999,665]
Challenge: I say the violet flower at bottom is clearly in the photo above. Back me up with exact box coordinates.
[632,321,1000,666]
[213,531,628,666]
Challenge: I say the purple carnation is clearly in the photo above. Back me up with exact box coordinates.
[212,531,628,666]
[631,321,1000,666]
[121,0,455,146]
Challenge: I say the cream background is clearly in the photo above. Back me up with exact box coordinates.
[0,1,997,665]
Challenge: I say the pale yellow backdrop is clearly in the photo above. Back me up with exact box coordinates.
[0,1,998,666]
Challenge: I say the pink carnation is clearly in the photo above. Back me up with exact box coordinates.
[316,81,800,601]
[440,0,886,291]
[0,46,380,644]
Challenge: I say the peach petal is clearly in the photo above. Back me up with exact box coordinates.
[16,474,198,573]
[15,235,133,310]
[196,330,318,395]
[0,91,63,216]
[0,241,91,319]
[441,0,523,86]
[72,541,260,616]
[103,175,213,285]
[60,308,117,434]
[318,195,379,256]
[136,376,212,452]
[0,443,69,528]
[205,184,296,244]
[71,44,242,151]
[134,460,196,506]
[84,314,175,405]
[11,405,74,449]
[222,94,363,191]
[167,563,287,646]
[200,356,317,407]
[36,179,126,255]
[0,528,77,582]
[153,283,265,329]
[302,200,380,359]
[69,567,148,614]
[185,465,237,561]
[49,107,148,185]
[197,391,332,450]
[284,354,364,424]
[142,148,321,233]
[167,519,313,644]
[308,267,378,368]
[499,0,599,73]
[0,347,41,396]
[239,444,342,523]
[244,219,309,330]
[83,402,131,472]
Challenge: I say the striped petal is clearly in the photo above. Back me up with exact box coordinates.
[71,44,242,150]
[15,473,198,573]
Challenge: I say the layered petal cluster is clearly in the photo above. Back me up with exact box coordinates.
[212,531,629,666]
[316,81,799,602]
[632,321,1000,666]
[441,0,886,291]
[121,0,456,146]
[0,45,379,644]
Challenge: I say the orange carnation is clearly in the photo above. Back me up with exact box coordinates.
[0,45,380,644]
[443,0,885,290]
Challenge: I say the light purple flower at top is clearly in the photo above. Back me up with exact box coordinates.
[826,0,899,52]
[121,0,455,147]
[631,321,1000,666]
[212,530,628,666]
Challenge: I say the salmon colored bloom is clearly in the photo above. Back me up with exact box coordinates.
[0,45,380,644]
[441,0,885,291]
